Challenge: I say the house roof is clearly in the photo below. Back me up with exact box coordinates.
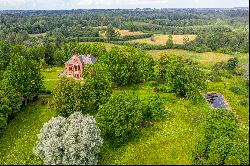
[80,54,97,65]
[64,54,97,65]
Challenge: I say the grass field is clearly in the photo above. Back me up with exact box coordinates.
[99,29,145,38]
[42,66,64,91]
[0,50,248,165]
[131,34,196,45]
[146,49,249,69]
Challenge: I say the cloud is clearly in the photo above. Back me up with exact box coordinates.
[0,0,249,10]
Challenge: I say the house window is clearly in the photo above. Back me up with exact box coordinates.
[69,67,72,71]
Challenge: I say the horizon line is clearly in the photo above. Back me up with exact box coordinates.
[0,7,249,11]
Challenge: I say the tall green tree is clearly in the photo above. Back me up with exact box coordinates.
[3,54,43,105]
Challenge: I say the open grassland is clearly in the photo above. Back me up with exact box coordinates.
[131,34,196,45]
[146,49,249,69]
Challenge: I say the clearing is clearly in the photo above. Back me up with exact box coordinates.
[130,34,196,45]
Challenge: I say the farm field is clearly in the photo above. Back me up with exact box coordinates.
[130,34,196,45]
[0,48,248,165]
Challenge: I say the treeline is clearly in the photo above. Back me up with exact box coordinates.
[109,29,249,54]
[0,8,248,52]
[0,41,43,129]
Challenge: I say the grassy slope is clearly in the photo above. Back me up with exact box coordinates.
[0,49,248,165]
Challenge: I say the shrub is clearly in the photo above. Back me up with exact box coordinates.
[226,57,238,71]
[33,112,103,165]
[141,94,165,121]
[51,70,112,117]
[211,61,227,82]
[234,65,246,76]
[96,92,165,145]
[192,109,248,165]
[146,80,158,87]
[155,55,207,100]
[96,92,143,145]
[157,84,172,93]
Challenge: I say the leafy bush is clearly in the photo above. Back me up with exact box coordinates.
[226,57,238,71]
[211,62,228,82]
[51,72,112,117]
[146,80,158,87]
[157,84,172,93]
[155,55,207,100]
[96,92,143,145]
[96,92,165,145]
[33,112,103,165]
[234,65,247,76]
[141,94,165,121]
[192,109,249,165]
[100,46,154,86]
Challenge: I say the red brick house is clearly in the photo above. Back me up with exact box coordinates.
[61,54,97,79]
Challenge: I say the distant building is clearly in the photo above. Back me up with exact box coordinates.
[61,54,97,80]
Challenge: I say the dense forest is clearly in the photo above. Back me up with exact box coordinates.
[0,8,249,165]
[0,8,249,53]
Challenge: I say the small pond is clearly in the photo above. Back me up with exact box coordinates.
[204,93,226,108]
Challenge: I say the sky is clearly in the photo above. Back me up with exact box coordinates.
[0,0,249,10]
